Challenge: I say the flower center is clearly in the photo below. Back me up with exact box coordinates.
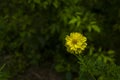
[72,39,78,44]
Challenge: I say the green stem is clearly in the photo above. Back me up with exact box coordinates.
[0,64,6,71]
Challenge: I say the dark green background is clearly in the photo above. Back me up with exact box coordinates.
[0,0,120,80]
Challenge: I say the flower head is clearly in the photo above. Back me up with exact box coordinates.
[65,32,87,54]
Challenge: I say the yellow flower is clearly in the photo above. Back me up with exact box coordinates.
[65,32,87,54]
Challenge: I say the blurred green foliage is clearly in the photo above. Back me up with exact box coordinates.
[0,0,120,80]
[0,64,9,80]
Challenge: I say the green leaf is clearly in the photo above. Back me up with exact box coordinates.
[107,50,115,55]
[53,0,59,8]
[92,25,100,33]
[33,0,41,4]
[69,17,77,24]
